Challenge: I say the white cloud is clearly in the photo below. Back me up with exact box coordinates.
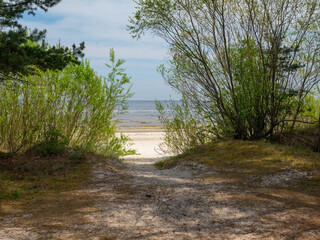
[26,0,160,41]
[19,0,178,100]
[21,0,167,58]
[85,44,168,60]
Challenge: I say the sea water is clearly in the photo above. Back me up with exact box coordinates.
[114,100,164,127]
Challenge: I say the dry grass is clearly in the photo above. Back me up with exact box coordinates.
[157,139,320,188]
[161,140,319,170]
[273,125,319,150]
[0,148,91,202]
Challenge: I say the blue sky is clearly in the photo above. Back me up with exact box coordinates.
[21,0,179,100]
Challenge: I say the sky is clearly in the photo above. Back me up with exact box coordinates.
[21,0,179,100]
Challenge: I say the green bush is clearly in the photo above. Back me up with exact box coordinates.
[34,130,67,156]
[0,49,134,157]
[156,98,213,154]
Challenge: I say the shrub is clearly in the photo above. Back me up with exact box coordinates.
[0,49,134,157]
[34,130,67,156]
[156,98,213,154]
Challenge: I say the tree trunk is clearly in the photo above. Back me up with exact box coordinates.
[313,133,320,152]
[313,112,320,153]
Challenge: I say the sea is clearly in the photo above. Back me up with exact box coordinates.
[114,100,169,127]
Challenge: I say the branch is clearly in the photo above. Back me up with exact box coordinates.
[278,119,318,125]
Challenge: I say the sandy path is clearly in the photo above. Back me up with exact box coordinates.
[0,132,319,239]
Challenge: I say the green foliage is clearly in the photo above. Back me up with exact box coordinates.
[0,0,61,29]
[0,29,85,79]
[34,130,67,156]
[0,0,85,79]
[301,91,320,122]
[156,98,212,154]
[0,49,134,157]
[130,0,320,148]
[154,160,165,168]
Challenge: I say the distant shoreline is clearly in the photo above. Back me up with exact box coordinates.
[117,125,164,133]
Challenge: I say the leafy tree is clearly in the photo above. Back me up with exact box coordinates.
[0,0,85,81]
[129,0,320,140]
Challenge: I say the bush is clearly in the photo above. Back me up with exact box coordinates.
[156,98,213,154]
[34,130,67,156]
[0,49,134,157]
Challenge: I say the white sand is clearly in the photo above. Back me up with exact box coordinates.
[123,131,171,161]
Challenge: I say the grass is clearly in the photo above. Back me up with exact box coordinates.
[156,139,320,188]
[273,125,319,150]
[154,161,165,168]
[158,140,320,171]
[0,148,91,202]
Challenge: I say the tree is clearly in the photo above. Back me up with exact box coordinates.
[129,0,320,140]
[0,0,85,81]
